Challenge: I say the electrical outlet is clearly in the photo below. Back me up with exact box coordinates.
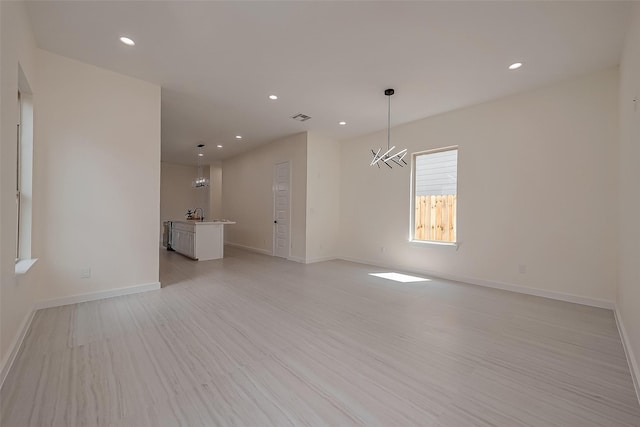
[380,246,386,254]
[80,268,91,279]
[518,264,527,274]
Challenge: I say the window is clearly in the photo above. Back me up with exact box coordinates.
[412,147,458,243]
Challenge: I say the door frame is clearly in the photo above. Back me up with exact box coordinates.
[272,160,292,258]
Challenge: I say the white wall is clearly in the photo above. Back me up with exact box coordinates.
[340,68,619,305]
[0,0,40,378]
[209,161,222,219]
[33,49,161,302]
[161,162,210,231]
[222,132,307,260]
[617,4,640,391]
[306,132,340,262]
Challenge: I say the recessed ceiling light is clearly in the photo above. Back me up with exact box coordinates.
[508,62,523,70]
[198,153,204,157]
[339,121,347,126]
[119,36,135,46]
[235,135,242,139]
[217,144,223,148]
[269,94,278,100]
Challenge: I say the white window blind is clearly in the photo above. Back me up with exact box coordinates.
[415,149,457,196]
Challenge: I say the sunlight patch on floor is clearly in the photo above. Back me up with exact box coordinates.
[369,272,431,283]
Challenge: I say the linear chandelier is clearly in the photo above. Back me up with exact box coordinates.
[370,88,407,168]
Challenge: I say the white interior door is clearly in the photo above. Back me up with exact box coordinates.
[273,161,290,258]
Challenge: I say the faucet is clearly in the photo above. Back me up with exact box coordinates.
[193,207,204,222]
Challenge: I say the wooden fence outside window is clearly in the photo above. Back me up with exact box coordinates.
[414,195,457,242]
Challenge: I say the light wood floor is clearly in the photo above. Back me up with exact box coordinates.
[2,247,639,426]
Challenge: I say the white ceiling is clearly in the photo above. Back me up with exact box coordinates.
[27,1,632,165]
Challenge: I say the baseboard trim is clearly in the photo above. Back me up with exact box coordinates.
[224,243,337,265]
[338,256,615,309]
[225,242,272,256]
[614,307,640,406]
[34,281,161,310]
[0,308,35,390]
[288,256,338,264]
[304,256,338,264]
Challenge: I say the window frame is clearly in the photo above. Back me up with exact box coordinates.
[410,145,459,246]
[15,66,37,275]
[16,91,22,260]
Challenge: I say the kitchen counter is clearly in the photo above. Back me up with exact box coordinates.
[172,220,236,225]
[169,220,235,260]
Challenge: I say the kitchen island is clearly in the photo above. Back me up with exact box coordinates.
[170,220,236,261]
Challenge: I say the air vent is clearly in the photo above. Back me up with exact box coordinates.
[291,113,312,122]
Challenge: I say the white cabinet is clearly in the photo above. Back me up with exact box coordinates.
[170,220,236,261]
[171,222,196,259]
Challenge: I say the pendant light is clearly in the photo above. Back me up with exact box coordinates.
[192,144,210,188]
[370,88,407,168]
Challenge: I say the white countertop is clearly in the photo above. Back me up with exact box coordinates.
[172,220,236,225]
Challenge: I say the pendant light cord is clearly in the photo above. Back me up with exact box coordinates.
[387,94,391,151]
